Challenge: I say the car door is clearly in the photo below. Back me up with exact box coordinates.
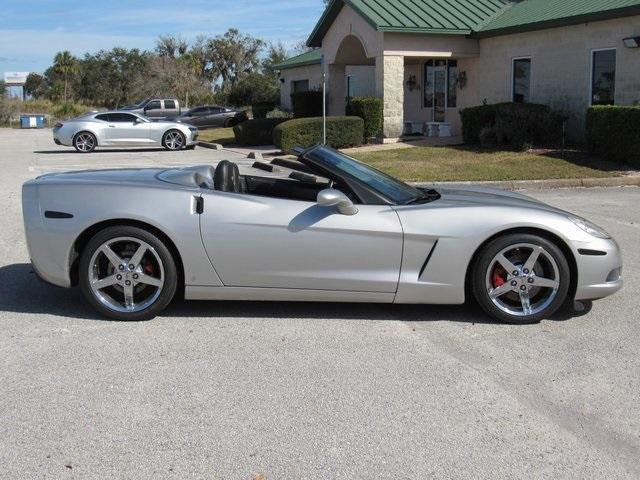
[199,191,403,293]
[201,107,222,128]
[104,113,151,145]
[143,100,163,118]
[188,108,209,127]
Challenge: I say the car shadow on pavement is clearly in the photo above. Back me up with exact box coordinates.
[33,148,181,154]
[0,263,590,324]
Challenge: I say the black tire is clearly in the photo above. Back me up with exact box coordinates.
[79,226,178,321]
[471,233,570,324]
[73,131,97,153]
[162,129,186,151]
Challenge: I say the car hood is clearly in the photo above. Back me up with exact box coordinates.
[426,184,567,214]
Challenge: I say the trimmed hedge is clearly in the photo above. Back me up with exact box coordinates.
[460,102,563,149]
[349,96,383,140]
[291,91,323,118]
[586,106,640,167]
[233,118,288,146]
[273,116,364,151]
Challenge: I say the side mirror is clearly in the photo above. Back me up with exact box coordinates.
[317,189,358,216]
[134,117,143,124]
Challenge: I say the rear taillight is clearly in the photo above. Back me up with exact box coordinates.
[54,123,63,128]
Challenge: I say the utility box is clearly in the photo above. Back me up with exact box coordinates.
[20,114,46,129]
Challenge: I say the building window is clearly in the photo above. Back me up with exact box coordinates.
[292,80,309,94]
[424,59,457,112]
[447,60,458,108]
[591,49,616,105]
[512,58,531,103]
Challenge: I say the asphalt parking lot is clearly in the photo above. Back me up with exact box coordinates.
[1,128,639,479]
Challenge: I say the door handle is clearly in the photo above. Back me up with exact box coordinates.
[108,125,116,128]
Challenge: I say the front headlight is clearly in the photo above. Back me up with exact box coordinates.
[568,216,611,239]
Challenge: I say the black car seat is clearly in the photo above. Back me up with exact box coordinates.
[214,160,242,193]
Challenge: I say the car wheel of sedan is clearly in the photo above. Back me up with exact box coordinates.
[73,132,97,153]
[162,129,186,151]
[471,233,570,324]
[79,226,178,321]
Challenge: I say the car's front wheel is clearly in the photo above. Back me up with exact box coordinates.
[73,132,97,153]
[162,129,186,151]
[79,226,178,321]
[471,233,570,324]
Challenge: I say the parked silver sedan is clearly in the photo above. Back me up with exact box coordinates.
[22,144,623,324]
[52,111,198,153]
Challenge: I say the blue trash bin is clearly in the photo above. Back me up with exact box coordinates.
[20,115,46,129]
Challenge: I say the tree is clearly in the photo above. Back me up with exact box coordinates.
[262,42,288,77]
[205,29,264,90]
[53,51,78,103]
[24,73,48,99]
[155,35,188,59]
[0,80,5,96]
[227,72,279,107]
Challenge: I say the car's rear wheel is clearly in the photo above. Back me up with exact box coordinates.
[471,233,570,324]
[73,132,97,153]
[162,129,185,151]
[79,226,177,321]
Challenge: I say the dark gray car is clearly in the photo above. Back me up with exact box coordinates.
[170,106,247,129]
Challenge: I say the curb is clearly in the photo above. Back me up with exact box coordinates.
[412,175,640,191]
[197,141,224,150]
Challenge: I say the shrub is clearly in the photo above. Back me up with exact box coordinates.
[233,118,288,146]
[51,102,89,120]
[252,102,276,119]
[291,90,323,118]
[0,97,20,124]
[586,106,640,167]
[460,102,563,149]
[273,116,364,151]
[348,97,383,141]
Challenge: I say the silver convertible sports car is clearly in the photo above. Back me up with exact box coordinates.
[22,145,622,324]
[53,111,198,153]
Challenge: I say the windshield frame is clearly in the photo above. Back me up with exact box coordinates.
[300,144,427,205]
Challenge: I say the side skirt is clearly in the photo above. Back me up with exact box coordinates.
[185,286,395,303]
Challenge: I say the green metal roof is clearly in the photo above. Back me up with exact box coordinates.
[273,49,322,70]
[307,0,640,46]
[308,0,510,46]
[478,0,640,37]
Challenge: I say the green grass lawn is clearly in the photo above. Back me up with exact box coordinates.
[351,146,622,182]
[197,127,236,145]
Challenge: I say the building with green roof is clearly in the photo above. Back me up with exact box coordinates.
[275,0,640,140]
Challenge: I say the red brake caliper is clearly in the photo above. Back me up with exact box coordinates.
[143,261,155,275]
[492,266,507,288]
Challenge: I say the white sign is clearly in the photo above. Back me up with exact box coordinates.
[4,72,29,85]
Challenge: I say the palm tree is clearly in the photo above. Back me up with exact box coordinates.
[53,51,78,104]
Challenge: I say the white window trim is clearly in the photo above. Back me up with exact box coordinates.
[511,56,532,103]
[589,47,617,106]
[421,59,458,112]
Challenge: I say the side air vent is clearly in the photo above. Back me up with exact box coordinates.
[44,211,73,219]
[418,241,439,279]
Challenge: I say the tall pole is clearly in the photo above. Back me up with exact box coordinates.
[322,55,326,145]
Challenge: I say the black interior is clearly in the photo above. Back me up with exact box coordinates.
[213,161,330,202]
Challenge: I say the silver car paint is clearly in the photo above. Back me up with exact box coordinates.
[52,112,197,149]
[22,165,623,305]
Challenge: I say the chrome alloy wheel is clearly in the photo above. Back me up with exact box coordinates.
[485,243,560,317]
[88,237,164,313]
[75,133,95,152]
[164,131,184,150]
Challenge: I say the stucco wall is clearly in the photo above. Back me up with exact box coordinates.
[321,3,383,64]
[474,15,640,140]
[278,64,323,111]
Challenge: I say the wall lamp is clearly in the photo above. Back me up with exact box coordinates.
[623,36,640,48]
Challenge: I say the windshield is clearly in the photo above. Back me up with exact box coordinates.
[305,146,425,205]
